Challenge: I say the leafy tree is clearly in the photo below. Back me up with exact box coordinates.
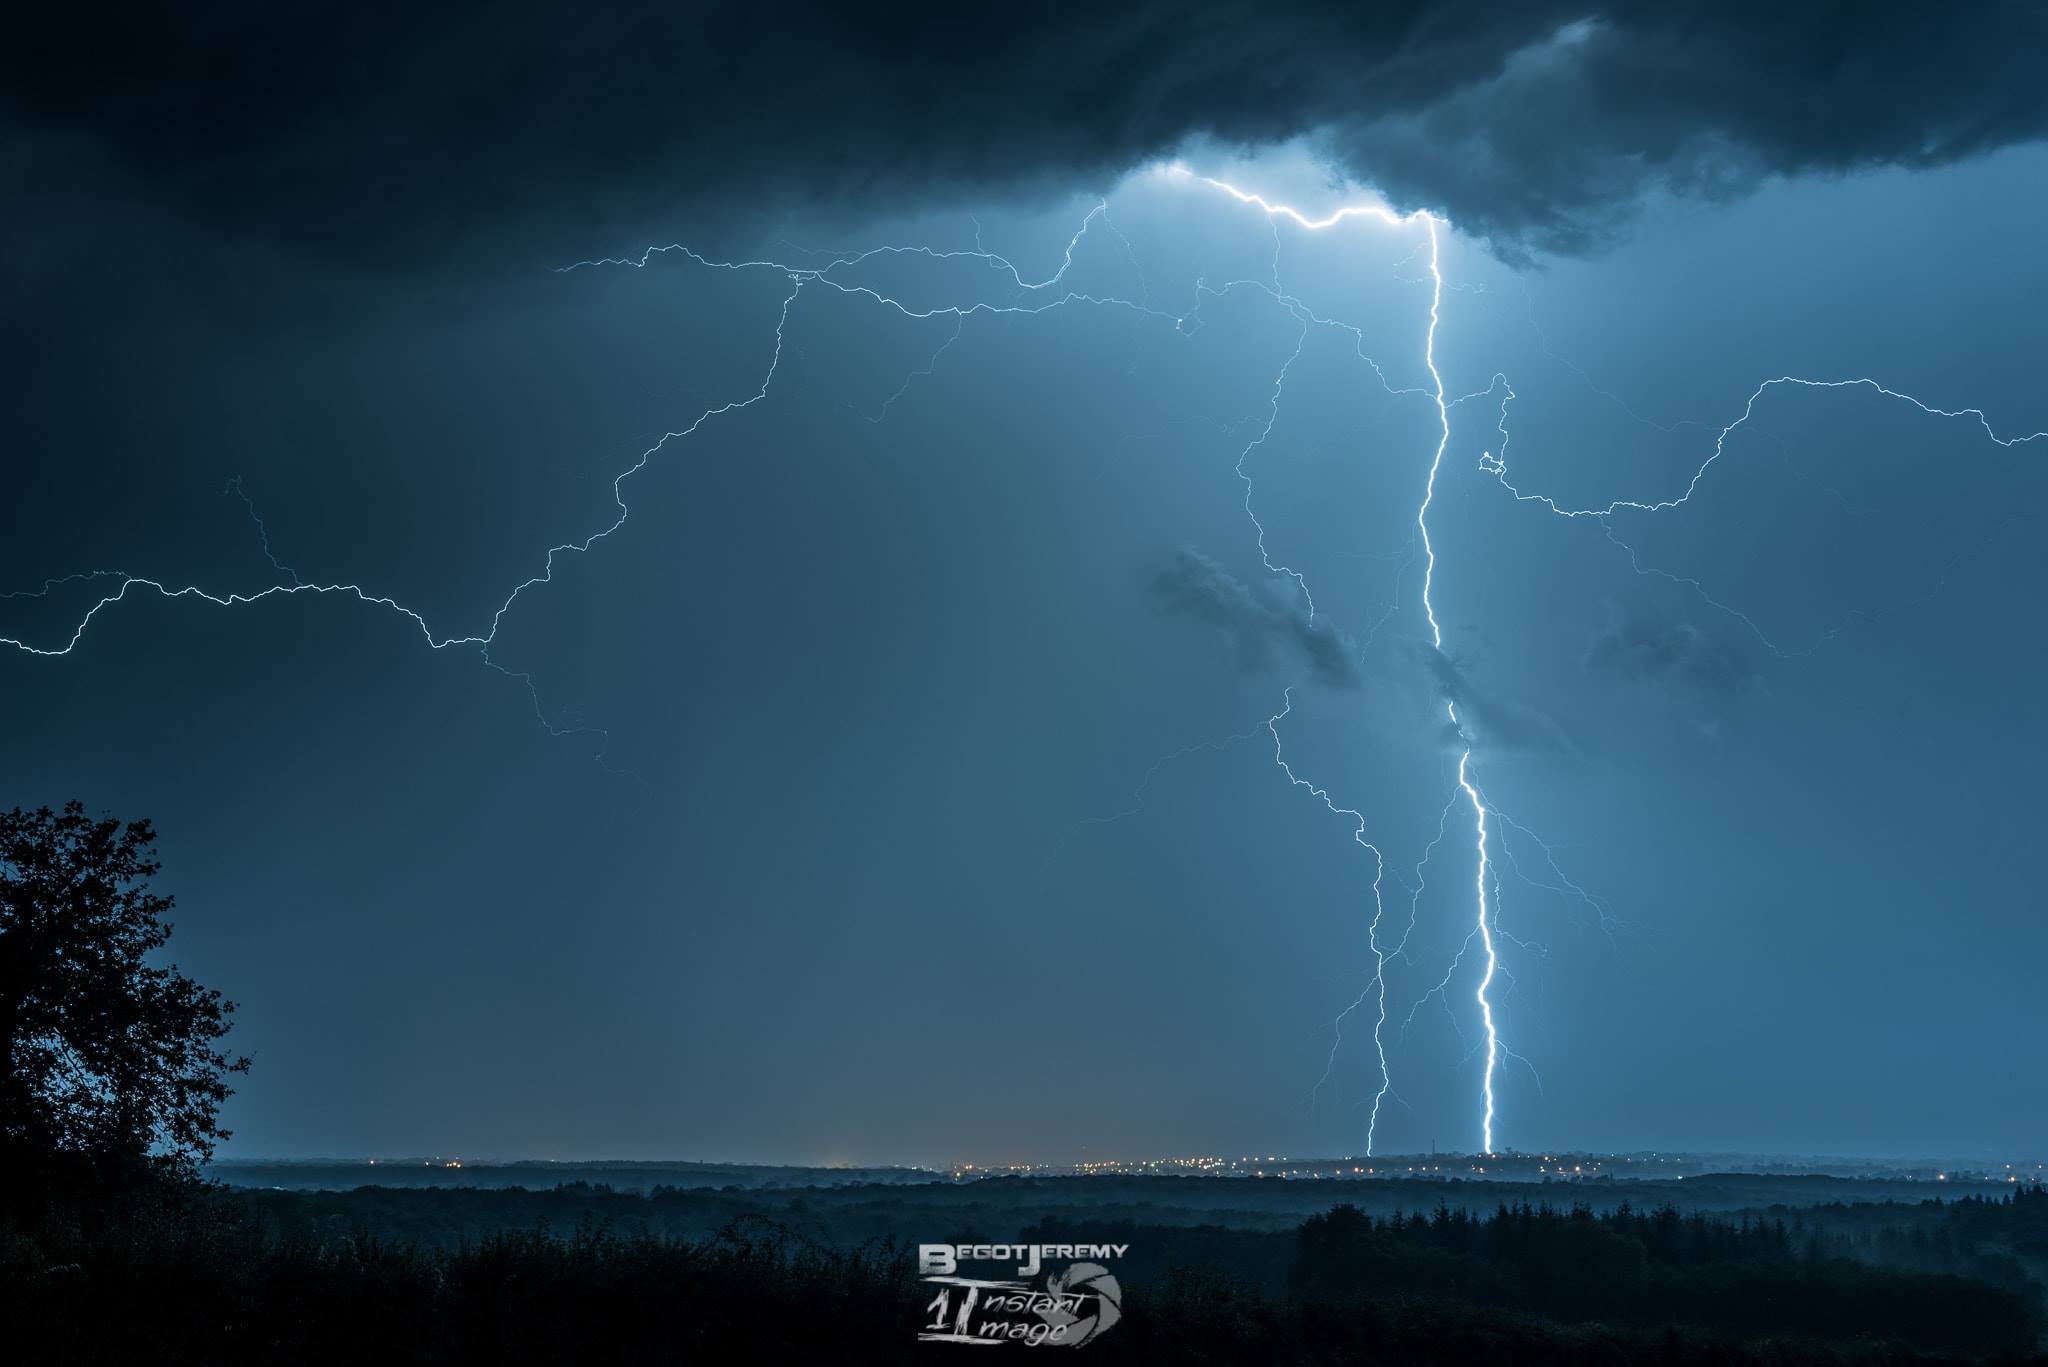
[0,802,247,1185]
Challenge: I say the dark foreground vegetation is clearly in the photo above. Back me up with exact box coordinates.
[6,1173,2047,1364]
[6,805,2046,1363]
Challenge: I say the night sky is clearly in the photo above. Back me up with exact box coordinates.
[5,5,2046,1165]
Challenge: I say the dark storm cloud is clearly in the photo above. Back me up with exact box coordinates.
[1152,550,1358,688]
[6,3,2044,265]
[1585,611,1762,734]
[1317,6,2048,257]
[1420,646,1577,756]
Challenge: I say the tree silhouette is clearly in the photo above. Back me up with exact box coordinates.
[0,802,247,1186]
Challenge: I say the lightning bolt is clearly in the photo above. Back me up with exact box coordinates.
[3,161,1510,1156]
[1406,209,1505,1155]
[1456,750,1499,1153]
[15,155,2027,1163]
[1112,170,2044,1159]
[1178,169,1511,1155]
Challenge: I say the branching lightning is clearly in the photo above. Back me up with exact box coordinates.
[10,156,2033,1162]
[1265,688,1394,1153]
[0,162,1507,1159]
[1486,375,2048,520]
[1172,171,1515,1155]
[1482,375,2048,658]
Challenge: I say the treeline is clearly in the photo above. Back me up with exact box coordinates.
[1286,1199,2041,1354]
[1846,1186,2048,1295]
[8,1175,2048,1362]
[6,1188,919,1365]
[236,1181,2048,1354]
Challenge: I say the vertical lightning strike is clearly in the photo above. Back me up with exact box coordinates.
[1408,212,1502,1156]
[224,476,304,586]
[1188,174,1505,1155]
[8,160,1722,1162]
[21,151,2037,1168]
[1185,172,1442,1155]
[1457,750,1499,1154]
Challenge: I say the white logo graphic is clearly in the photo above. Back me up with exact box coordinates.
[916,1243,1127,1347]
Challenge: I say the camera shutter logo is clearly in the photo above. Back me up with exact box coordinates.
[1037,1262,1121,1346]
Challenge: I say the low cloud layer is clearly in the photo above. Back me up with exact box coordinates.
[1153,549,1358,688]
[7,3,2044,264]
[1421,645,1578,756]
